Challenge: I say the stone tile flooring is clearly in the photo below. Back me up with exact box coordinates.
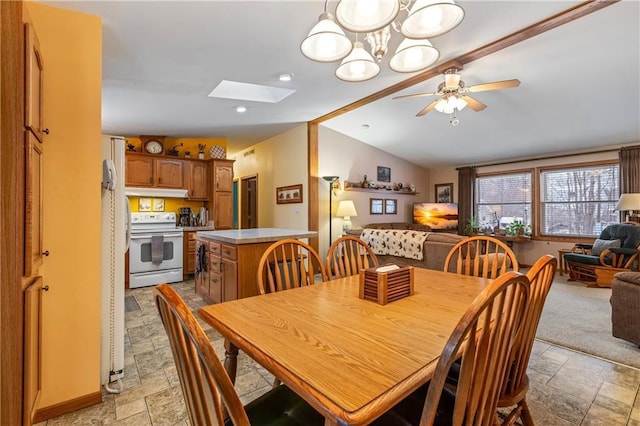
[38,279,640,425]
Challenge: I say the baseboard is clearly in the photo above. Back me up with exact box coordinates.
[33,390,102,423]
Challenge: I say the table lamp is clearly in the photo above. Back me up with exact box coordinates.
[336,200,357,233]
[616,193,640,222]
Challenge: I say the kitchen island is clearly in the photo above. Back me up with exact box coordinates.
[195,228,316,303]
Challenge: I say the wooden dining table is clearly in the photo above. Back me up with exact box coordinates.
[198,268,492,426]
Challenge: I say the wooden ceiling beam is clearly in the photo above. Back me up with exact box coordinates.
[311,0,619,125]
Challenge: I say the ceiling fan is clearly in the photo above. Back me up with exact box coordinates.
[393,63,520,125]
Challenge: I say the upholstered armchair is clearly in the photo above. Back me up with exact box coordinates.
[611,271,640,346]
[565,223,640,285]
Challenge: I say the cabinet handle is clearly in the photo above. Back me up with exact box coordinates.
[42,250,50,256]
[42,285,49,292]
[43,128,50,135]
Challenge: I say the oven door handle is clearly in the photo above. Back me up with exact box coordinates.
[130,233,183,240]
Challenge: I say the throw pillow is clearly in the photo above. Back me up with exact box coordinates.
[591,238,621,256]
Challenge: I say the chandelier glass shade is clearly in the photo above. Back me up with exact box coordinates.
[301,0,464,82]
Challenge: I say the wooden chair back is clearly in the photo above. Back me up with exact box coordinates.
[498,255,557,423]
[153,284,249,426]
[420,271,530,425]
[326,235,379,280]
[257,239,328,295]
[444,236,519,279]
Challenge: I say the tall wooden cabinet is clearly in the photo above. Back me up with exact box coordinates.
[23,20,46,426]
[208,159,235,229]
[188,161,208,200]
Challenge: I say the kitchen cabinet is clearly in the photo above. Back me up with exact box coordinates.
[194,240,209,297]
[24,277,44,424]
[25,22,45,142]
[125,153,184,189]
[188,161,208,200]
[183,231,196,278]
[25,132,44,278]
[208,159,235,230]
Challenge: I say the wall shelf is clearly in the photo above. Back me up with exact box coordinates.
[343,181,418,195]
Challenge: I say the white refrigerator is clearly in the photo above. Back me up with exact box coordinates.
[100,135,130,392]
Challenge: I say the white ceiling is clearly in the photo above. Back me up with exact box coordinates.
[46,1,639,168]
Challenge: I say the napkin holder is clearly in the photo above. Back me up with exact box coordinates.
[359,265,414,305]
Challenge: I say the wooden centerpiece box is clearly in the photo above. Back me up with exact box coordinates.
[359,265,414,305]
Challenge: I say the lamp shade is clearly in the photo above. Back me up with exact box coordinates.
[300,12,352,62]
[336,200,358,218]
[616,193,640,211]
[401,0,465,39]
[389,38,440,73]
[335,0,400,33]
[335,41,380,82]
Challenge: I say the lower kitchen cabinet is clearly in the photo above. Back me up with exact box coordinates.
[183,231,196,278]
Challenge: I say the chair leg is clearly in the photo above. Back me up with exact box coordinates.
[271,377,281,389]
[519,398,535,426]
[502,405,523,426]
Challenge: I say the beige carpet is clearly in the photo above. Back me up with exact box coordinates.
[535,273,640,369]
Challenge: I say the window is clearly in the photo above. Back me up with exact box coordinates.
[540,163,619,237]
[476,172,532,231]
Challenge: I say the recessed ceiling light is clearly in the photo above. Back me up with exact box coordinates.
[362,124,370,128]
[236,106,247,113]
[279,73,293,82]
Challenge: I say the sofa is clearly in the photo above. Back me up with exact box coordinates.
[611,271,640,346]
[346,222,468,271]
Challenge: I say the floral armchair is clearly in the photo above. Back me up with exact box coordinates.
[565,223,640,283]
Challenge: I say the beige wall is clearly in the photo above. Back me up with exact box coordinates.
[233,125,309,231]
[318,126,430,257]
[26,2,103,409]
[428,167,459,203]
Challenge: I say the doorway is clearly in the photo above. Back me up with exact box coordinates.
[240,175,258,229]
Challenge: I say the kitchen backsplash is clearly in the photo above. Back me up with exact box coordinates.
[128,196,206,217]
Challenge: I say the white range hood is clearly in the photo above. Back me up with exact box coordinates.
[125,187,188,198]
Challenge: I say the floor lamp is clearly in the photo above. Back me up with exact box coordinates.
[322,176,339,244]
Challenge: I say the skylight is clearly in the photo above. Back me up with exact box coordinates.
[208,80,295,103]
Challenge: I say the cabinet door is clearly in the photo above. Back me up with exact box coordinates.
[24,277,44,424]
[214,192,233,230]
[156,158,184,188]
[125,155,154,187]
[194,240,208,296]
[214,162,233,192]
[209,254,223,303]
[222,258,238,301]
[184,232,196,276]
[25,23,44,142]
[188,161,208,200]
[25,132,44,278]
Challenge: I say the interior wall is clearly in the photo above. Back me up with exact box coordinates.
[428,168,459,203]
[124,136,227,160]
[318,126,430,258]
[232,125,309,231]
[26,2,103,409]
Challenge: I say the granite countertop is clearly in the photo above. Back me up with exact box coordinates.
[179,225,215,232]
[197,228,317,245]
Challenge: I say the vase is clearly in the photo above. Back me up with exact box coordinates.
[198,152,204,159]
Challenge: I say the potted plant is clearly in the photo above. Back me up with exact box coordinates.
[505,220,526,237]
[464,216,479,236]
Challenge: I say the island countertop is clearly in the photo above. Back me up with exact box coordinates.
[196,228,317,245]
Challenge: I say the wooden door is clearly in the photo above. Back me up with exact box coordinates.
[25,132,43,278]
[188,161,208,200]
[214,192,233,230]
[25,23,44,142]
[240,176,258,229]
[214,162,233,192]
[24,277,44,425]
[155,158,184,188]
[125,154,154,187]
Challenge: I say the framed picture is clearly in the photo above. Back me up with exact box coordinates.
[370,198,383,215]
[139,197,151,212]
[276,184,303,204]
[385,199,397,215]
[377,166,391,183]
[152,198,165,212]
[435,183,454,203]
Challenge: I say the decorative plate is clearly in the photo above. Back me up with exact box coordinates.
[210,145,226,159]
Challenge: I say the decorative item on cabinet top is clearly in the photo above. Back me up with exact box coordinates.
[344,180,418,194]
[210,145,226,159]
[141,135,165,155]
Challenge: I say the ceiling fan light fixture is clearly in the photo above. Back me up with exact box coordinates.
[335,0,400,33]
[389,38,440,73]
[300,12,352,63]
[443,69,462,88]
[336,41,381,82]
[401,0,465,39]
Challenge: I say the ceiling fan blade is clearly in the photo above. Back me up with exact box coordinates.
[462,96,487,111]
[466,79,521,93]
[393,92,438,100]
[416,100,439,117]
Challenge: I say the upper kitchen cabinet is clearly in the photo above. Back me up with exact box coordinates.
[125,153,184,189]
[208,159,235,229]
[25,22,45,142]
[188,160,208,200]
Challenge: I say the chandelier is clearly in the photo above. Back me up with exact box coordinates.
[300,0,465,82]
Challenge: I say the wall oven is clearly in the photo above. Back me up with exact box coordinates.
[129,212,183,288]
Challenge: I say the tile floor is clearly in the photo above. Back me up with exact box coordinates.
[38,279,640,425]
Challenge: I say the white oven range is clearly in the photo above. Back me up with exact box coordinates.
[129,212,183,288]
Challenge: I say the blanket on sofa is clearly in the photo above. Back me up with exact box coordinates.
[361,229,428,260]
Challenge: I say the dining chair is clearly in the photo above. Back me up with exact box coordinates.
[373,271,530,426]
[326,235,379,280]
[497,255,557,425]
[257,239,328,295]
[153,284,324,426]
[444,235,519,279]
